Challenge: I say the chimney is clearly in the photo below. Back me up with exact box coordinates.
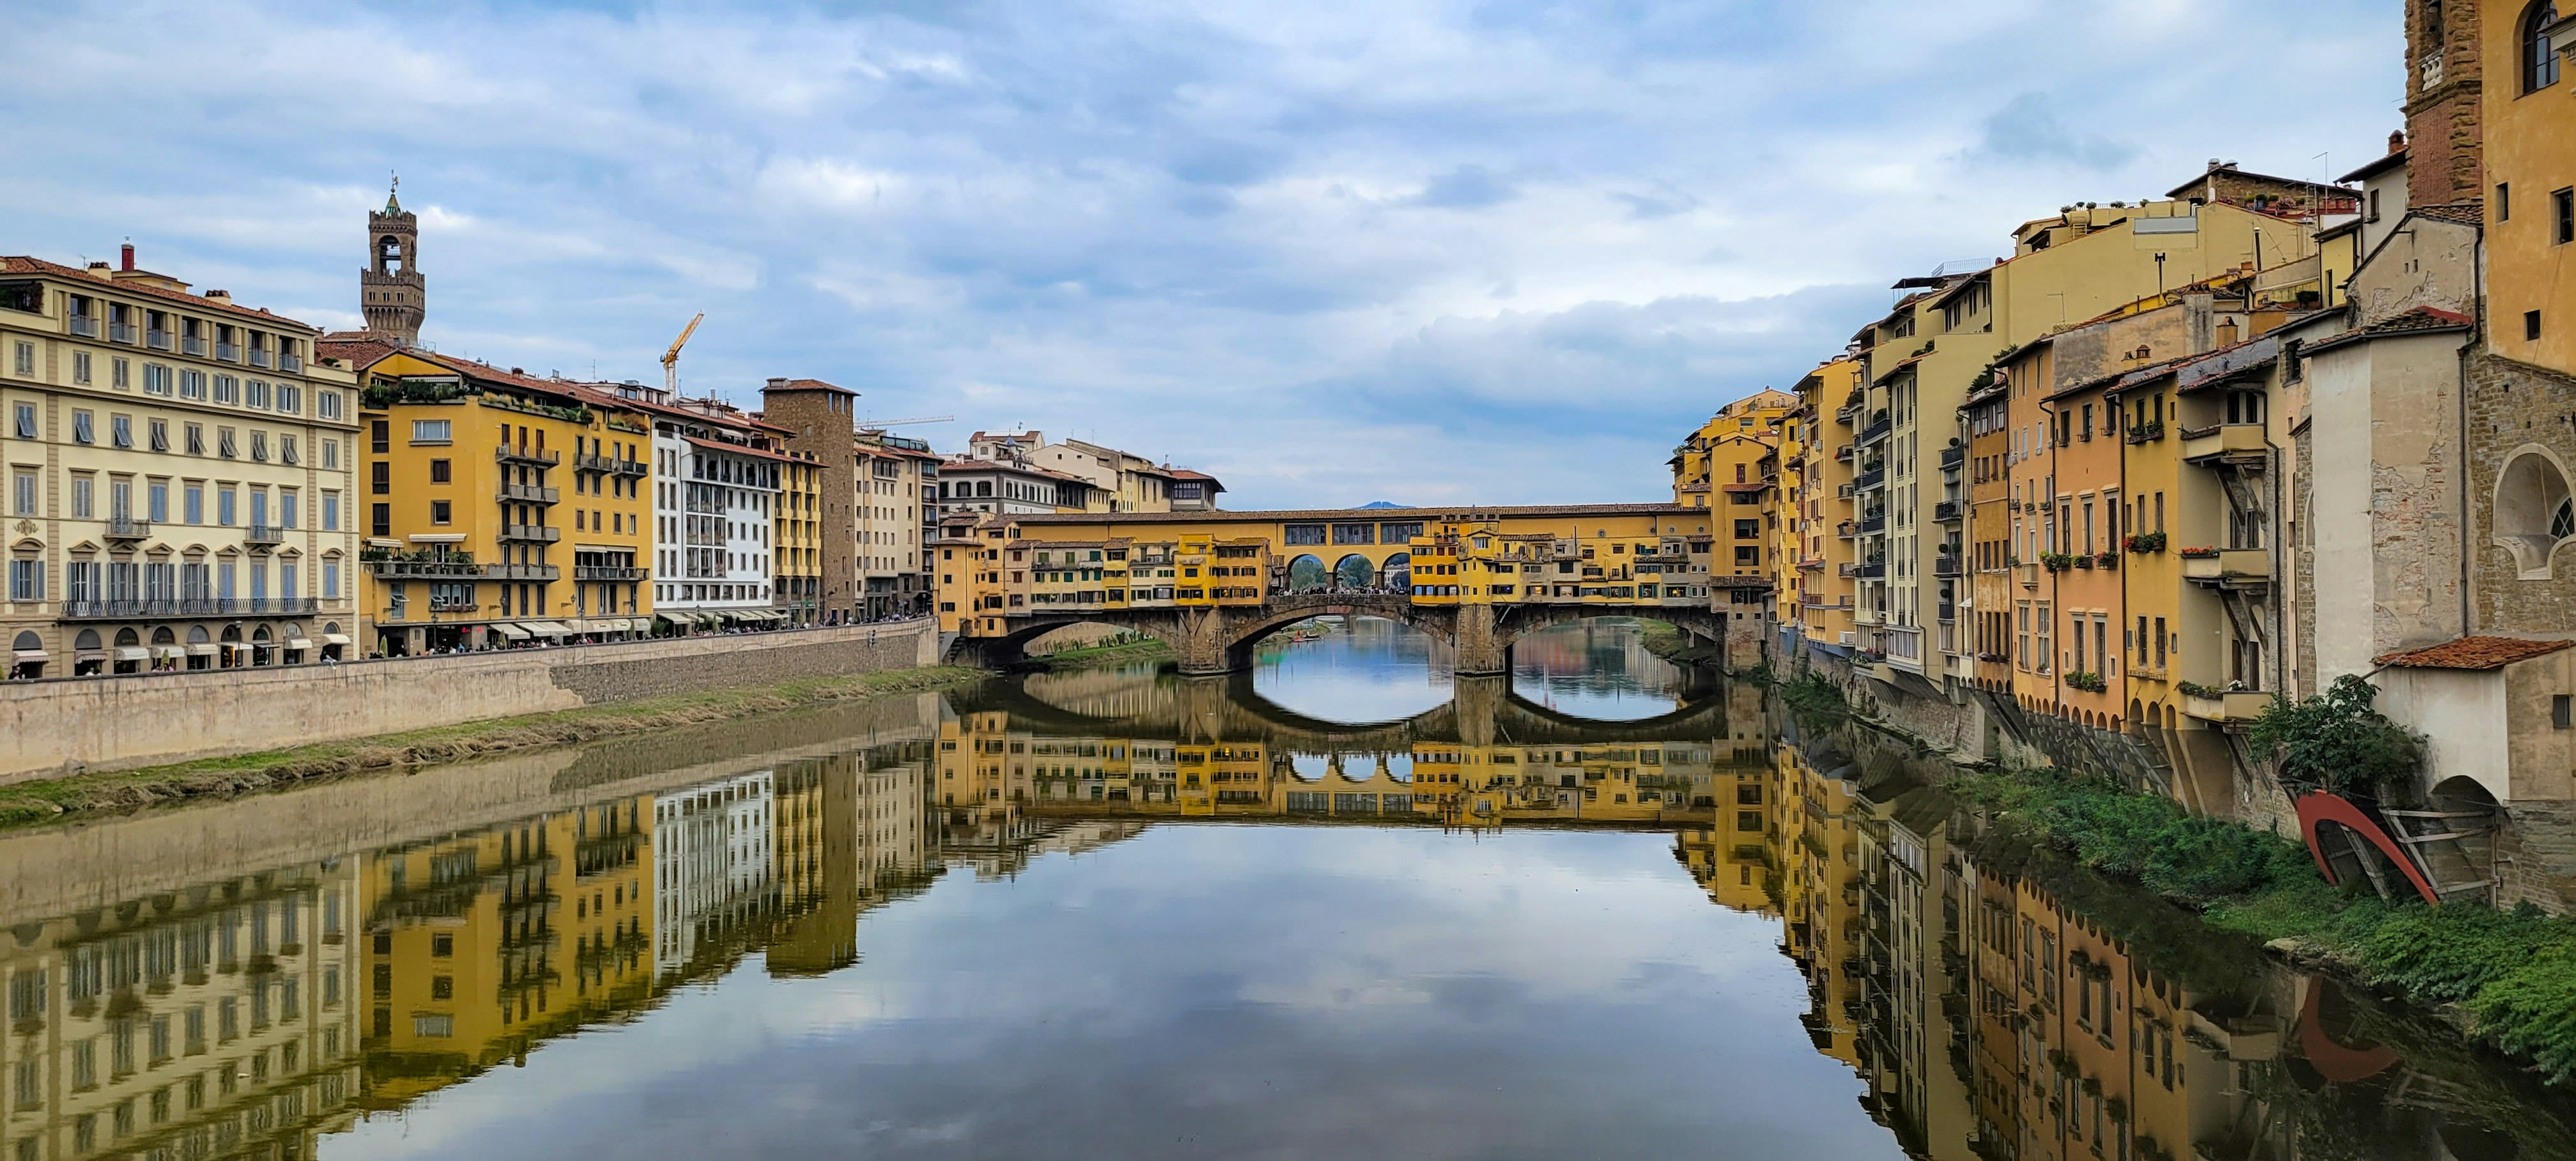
[2389,129,2407,154]
[767,377,788,388]
[203,289,231,302]
[119,243,135,272]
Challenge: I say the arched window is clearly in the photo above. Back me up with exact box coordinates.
[2528,1,2563,93]
[2495,447,2575,578]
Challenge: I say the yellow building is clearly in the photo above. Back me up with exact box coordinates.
[1,248,364,676]
[2481,0,2576,376]
[774,449,822,623]
[1793,358,1864,651]
[855,430,940,619]
[329,344,655,655]
[1669,389,1794,509]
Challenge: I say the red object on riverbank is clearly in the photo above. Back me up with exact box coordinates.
[2294,790,2440,905]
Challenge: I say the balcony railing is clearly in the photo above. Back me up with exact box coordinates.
[182,336,208,356]
[2181,423,2267,465]
[574,565,649,581]
[68,316,99,338]
[61,597,320,620]
[488,563,561,581]
[215,342,240,363]
[1934,556,1962,578]
[278,352,303,373]
[244,523,284,546]
[368,558,486,578]
[1856,562,1886,578]
[248,348,273,369]
[108,322,138,345]
[1858,418,1892,445]
[499,484,560,505]
[105,516,151,541]
[498,523,561,544]
[1939,444,1965,469]
[146,329,173,352]
[571,453,648,477]
[496,446,561,466]
[1858,515,1886,535]
[1933,500,1961,522]
[1854,468,1886,491]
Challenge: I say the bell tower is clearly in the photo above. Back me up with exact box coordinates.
[2402,0,2483,207]
[360,179,425,346]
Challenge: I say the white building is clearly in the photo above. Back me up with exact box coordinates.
[639,397,788,629]
[652,770,775,974]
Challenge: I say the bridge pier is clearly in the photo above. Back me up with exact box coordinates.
[1451,604,1508,676]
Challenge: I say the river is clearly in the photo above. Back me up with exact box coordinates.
[0,618,2567,1159]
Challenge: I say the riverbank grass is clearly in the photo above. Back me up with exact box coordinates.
[0,664,986,830]
[1954,760,2576,1082]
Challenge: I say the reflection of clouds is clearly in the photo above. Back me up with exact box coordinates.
[1252,618,1451,723]
[325,827,1899,1161]
[1511,621,1685,720]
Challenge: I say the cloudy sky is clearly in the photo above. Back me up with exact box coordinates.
[5,0,2401,508]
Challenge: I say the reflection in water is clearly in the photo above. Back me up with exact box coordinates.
[1246,615,1450,723]
[1509,617,1686,720]
[0,636,2565,1161]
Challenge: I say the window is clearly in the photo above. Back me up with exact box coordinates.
[111,414,131,449]
[148,418,167,452]
[2532,311,2548,342]
[322,438,338,469]
[72,409,93,444]
[72,350,91,384]
[148,478,168,522]
[323,560,340,599]
[112,357,128,389]
[322,492,340,531]
[411,419,451,444]
[249,432,267,462]
[429,458,451,484]
[179,369,205,400]
[2557,188,2575,246]
[10,469,32,516]
[143,362,172,395]
[217,427,237,458]
[2527,1,2563,93]
[10,403,30,438]
[370,503,390,538]
[2501,183,2514,222]
[184,423,204,456]
[11,342,31,377]
[275,384,301,414]
[430,500,451,525]
[280,490,298,529]
[184,483,203,524]
[217,487,236,526]
[370,462,390,495]
[370,420,389,454]
[315,390,341,420]
[244,379,270,409]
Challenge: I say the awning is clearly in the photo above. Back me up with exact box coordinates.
[524,621,572,637]
[601,617,632,632]
[75,650,107,663]
[694,613,724,627]
[285,638,315,652]
[321,634,352,646]
[184,644,219,657]
[10,650,47,663]
[220,641,249,653]
[151,646,184,660]
[655,613,692,629]
[492,623,533,641]
[113,647,150,662]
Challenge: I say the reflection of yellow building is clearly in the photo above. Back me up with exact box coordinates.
[359,796,655,1107]
[0,862,364,1159]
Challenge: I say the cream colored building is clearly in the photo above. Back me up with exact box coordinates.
[2,248,362,678]
[855,430,939,619]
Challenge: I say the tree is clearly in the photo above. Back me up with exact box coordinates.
[2247,675,2426,798]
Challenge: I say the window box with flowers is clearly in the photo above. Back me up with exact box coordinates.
[2041,552,2078,572]
[2178,546,2219,558]
[2095,551,2118,569]
[2065,671,2108,693]
[2124,531,2166,554]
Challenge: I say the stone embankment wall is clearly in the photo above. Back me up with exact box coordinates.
[0,619,938,784]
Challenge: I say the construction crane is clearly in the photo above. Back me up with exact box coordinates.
[661,313,704,394]
[857,415,953,428]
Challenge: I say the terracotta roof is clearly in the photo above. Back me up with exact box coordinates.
[1166,468,1222,484]
[2337,148,2409,185]
[761,377,854,395]
[2375,636,2574,670]
[2304,306,2475,356]
[680,434,792,463]
[0,256,319,331]
[2412,201,2484,228]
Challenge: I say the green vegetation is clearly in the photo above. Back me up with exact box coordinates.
[2248,674,2428,797]
[1954,760,2576,1083]
[1028,635,1174,668]
[0,665,986,831]
[1778,672,1848,734]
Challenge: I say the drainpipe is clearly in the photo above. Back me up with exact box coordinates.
[2040,395,2062,714]
[2461,236,2482,642]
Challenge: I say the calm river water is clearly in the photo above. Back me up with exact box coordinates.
[0,618,2568,1160]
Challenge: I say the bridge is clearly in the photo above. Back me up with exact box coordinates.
[934,503,1769,674]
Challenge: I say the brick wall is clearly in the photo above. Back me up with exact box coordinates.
[0,619,938,784]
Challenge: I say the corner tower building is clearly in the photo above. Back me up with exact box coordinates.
[360,185,425,346]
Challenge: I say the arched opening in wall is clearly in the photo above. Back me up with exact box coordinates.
[2526,0,2563,93]
[1022,623,1153,664]
[2493,447,2574,578]
[1381,552,1411,591]
[150,625,177,670]
[1331,554,1377,592]
[2129,698,2147,729]
[377,235,405,275]
[1248,615,1450,725]
[321,621,345,662]
[7,630,42,680]
[73,629,105,677]
[111,627,141,675]
[1285,554,1328,593]
[2165,705,2178,731]
[251,625,274,668]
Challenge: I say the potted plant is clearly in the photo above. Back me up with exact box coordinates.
[2123,531,2166,553]
[2178,546,2218,559]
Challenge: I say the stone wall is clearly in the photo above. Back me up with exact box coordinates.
[0,619,938,784]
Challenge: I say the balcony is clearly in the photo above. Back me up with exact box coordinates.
[368,558,486,579]
[575,454,647,476]
[61,597,319,620]
[1937,602,1956,622]
[496,446,561,466]
[1939,444,1964,470]
[146,329,173,352]
[215,342,240,363]
[1835,446,1854,462]
[1856,562,1886,578]
[2180,423,2267,466]
[498,523,561,544]
[2182,689,2271,723]
[1858,515,1886,535]
[1854,468,1886,492]
[182,336,208,356]
[248,348,273,369]
[499,483,561,505]
[278,352,302,373]
[2019,562,2040,587]
[1858,417,1892,446]
[68,316,99,338]
[108,322,138,345]
[2182,548,2269,587]
[487,562,561,582]
[104,516,151,542]
[1934,555,1962,578]
[426,596,480,613]
[574,565,648,581]
[1933,500,1961,523]
[1837,521,1856,539]
[1838,562,1860,578]
[243,523,284,546]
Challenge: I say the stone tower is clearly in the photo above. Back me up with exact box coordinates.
[760,377,861,621]
[2404,0,2483,207]
[360,182,425,346]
